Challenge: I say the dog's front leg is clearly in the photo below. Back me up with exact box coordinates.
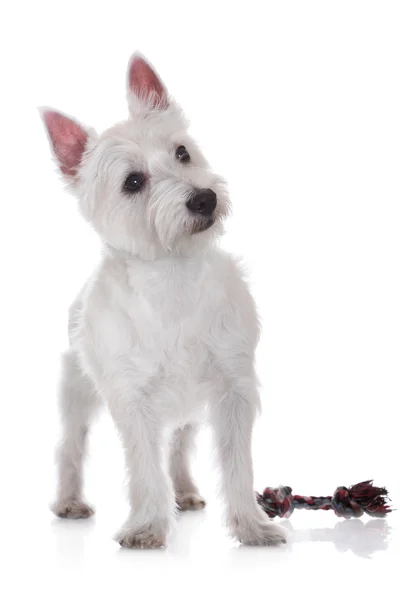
[209,375,286,546]
[208,288,287,546]
[95,367,174,549]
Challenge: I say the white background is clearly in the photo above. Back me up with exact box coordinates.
[1,1,399,598]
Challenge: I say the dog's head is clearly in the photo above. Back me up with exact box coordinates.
[41,53,230,259]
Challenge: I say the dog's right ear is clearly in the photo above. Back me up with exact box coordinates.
[40,108,94,181]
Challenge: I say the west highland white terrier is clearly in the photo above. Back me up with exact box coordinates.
[41,52,287,548]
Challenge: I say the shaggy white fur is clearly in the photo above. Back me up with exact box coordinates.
[41,52,287,549]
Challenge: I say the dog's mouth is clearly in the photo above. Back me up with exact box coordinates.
[190,217,215,235]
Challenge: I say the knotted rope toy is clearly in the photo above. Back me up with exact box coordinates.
[256,480,392,519]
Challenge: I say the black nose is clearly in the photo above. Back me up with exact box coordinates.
[186,189,217,216]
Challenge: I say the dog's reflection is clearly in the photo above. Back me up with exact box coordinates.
[50,515,391,560]
[282,518,391,558]
[50,516,96,561]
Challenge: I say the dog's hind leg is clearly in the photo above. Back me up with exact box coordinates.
[52,350,100,519]
[169,423,206,511]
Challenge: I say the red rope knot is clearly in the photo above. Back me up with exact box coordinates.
[256,486,295,518]
[331,481,392,518]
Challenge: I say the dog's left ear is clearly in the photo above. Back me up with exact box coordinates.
[127,52,169,112]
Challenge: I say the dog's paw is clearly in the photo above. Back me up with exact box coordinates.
[118,530,165,549]
[52,498,94,519]
[115,521,169,549]
[177,492,206,511]
[231,514,288,546]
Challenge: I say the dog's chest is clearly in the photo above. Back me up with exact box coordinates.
[124,258,218,358]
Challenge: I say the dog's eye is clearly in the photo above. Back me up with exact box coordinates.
[176,145,190,163]
[123,172,146,193]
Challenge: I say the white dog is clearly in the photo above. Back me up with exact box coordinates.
[41,52,287,548]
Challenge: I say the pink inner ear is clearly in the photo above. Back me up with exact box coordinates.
[128,56,168,109]
[43,111,88,177]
